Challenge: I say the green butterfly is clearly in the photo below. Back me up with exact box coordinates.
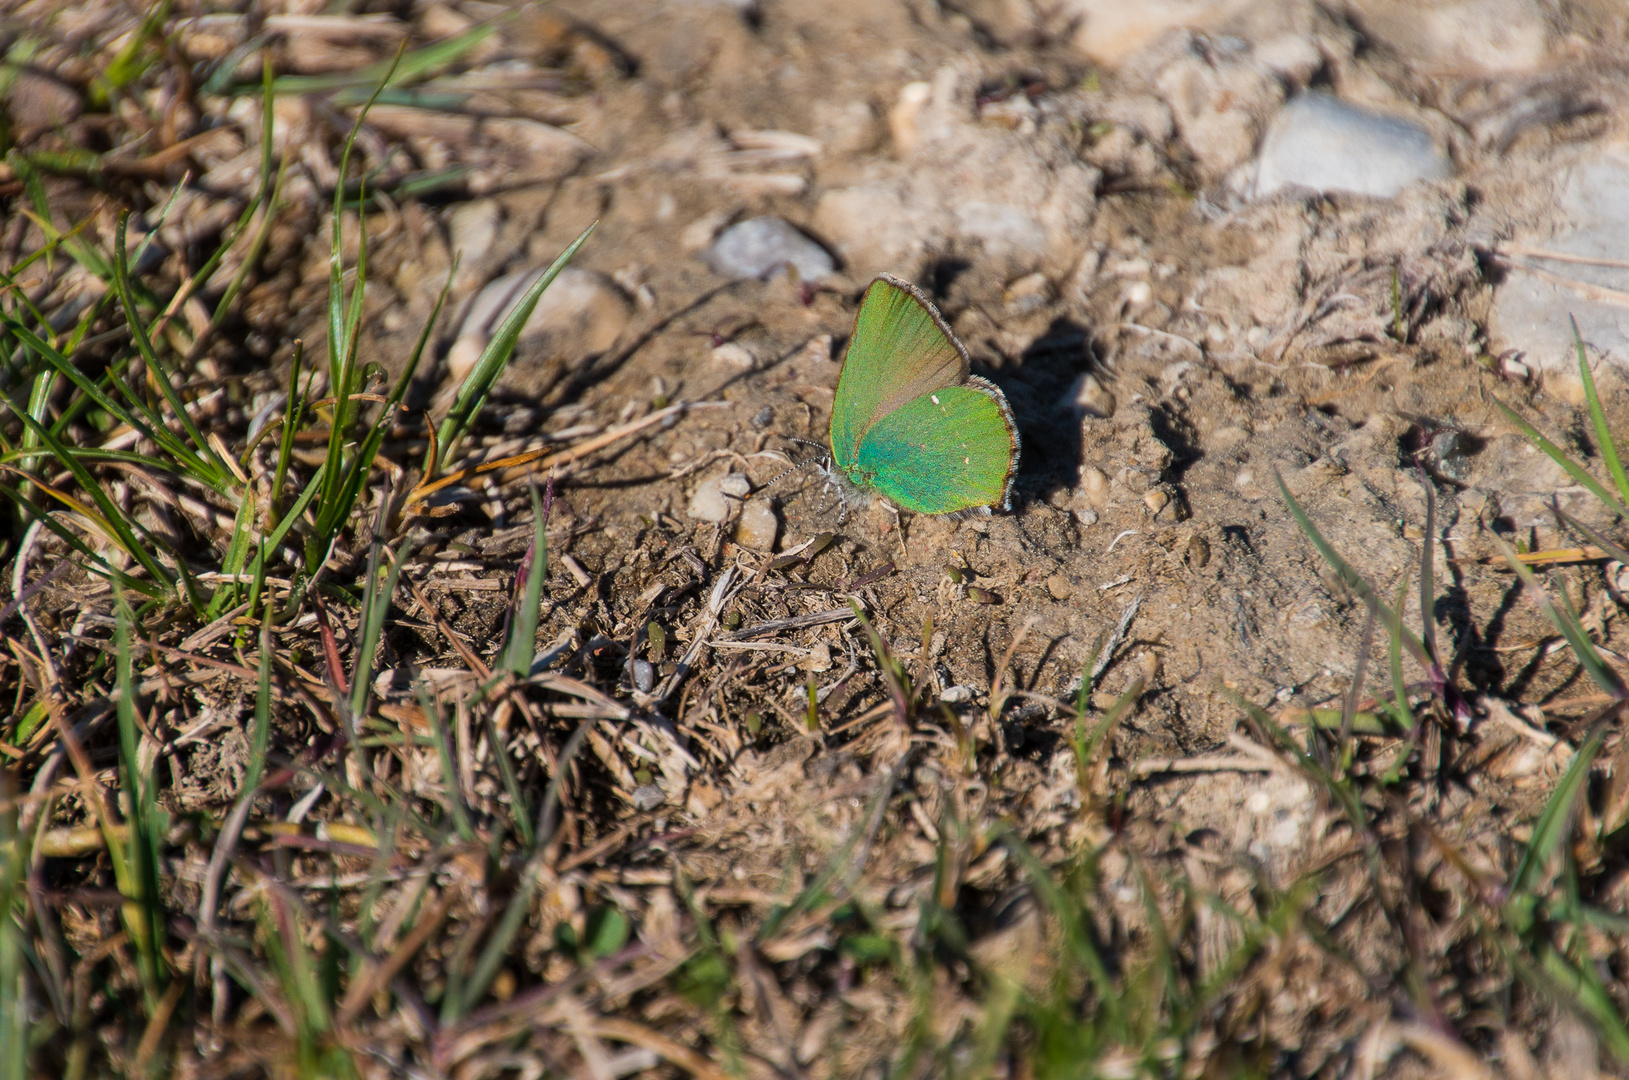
[828,274,1021,515]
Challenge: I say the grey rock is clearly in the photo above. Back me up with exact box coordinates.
[1253,94,1451,199]
[1493,150,1629,372]
[702,217,835,281]
[687,471,750,522]
[630,658,655,694]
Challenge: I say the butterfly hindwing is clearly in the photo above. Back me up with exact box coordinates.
[830,274,968,472]
[851,378,1019,514]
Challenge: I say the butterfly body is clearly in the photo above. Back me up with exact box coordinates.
[829,274,1020,515]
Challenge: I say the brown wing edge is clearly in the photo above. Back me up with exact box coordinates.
[874,271,970,377]
[966,374,1021,512]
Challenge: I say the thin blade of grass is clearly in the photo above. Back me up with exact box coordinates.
[0,481,158,597]
[1572,316,1629,512]
[485,707,532,846]
[1,396,176,591]
[112,214,232,490]
[417,680,475,842]
[1388,575,1418,732]
[1553,503,1629,566]
[1491,533,1625,699]
[262,23,500,97]
[0,310,208,476]
[1274,467,1437,676]
[502,480,552,677]
[347,508,412,733]
[1536,946,1629,1062]
[115,598,167,1004]
[1510,726,1602,897]
[0,769,26,1080]
[994,830,1124,1036]
[1491,394,1629,521]
[1418,473,1438,662]
[436,221,596,470]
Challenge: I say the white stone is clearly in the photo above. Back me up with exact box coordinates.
[702,217,835,281]
[1493,150,1629,372]
[710,341,756,369]
[1253,94,1451,199]
[734,498,779,550]
[688,471,750,522]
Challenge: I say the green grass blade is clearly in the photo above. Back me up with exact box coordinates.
[1510,727,1602,898]
[1491,394,1629,521]
[502,482,550,677]
[240,461,327,589]
[0,768,28,1080]
[485,707,532,846]
[1491,533,1625,699]
[1,394,176,591]
[1388,576,1417,731]
[348,525,412,731]
[0,310,205,473]
[995,831,1124,1035]
[115,599,167,1003]
[0,481,159,597]
[1275,467,1436,675]
[1554,504,1629,566]
[418,681,475,842]
[1537,945,1629,1062]
[262,24,500,98]
[436,221,596,469]
[209,492,258,618]
[453,874,534,1020]
[1572,317,1629,512]
[112,214,232,491]
[271,343,307,520]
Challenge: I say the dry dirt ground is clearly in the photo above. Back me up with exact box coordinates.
[7,0,1629,1076]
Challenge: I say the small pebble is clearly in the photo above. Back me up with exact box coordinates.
[711,341,756,368]
[1144,488,1171,515]
[1046,574,1074,600]
[941,685,974,704]
[751,405,774,429]
[734,497,779,550]
[688,471,750,522]
[631,658,655,693]
[702,217,836,281]
[1079,465,1110,507]
[1253,93,1450,199]
[1186,535,1211,569]
[631,784,665,811]
[1071,374,1116,419]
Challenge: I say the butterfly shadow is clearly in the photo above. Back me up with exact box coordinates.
[996,314,1101,508]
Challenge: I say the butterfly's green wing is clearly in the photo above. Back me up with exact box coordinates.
[848,378,1020,514]
[830,274,968,472]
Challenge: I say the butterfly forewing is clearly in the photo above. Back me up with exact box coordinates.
[830,274,969,469]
